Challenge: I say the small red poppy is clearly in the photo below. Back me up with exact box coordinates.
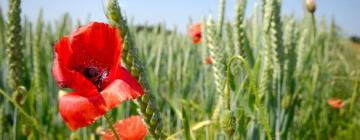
[327,97,344,109]
[205,55,212,64]
[52,22,144,131]
[102,116,147,140]
[189,23,202,44]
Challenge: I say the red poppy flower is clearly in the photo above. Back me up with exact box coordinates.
[205,55,213,65]
[327,97,344,109]
[102,116,147,140]
[189,23,202,44]
[52,22,144,131]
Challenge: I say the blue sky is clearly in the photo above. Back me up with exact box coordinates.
[0,0,359,36]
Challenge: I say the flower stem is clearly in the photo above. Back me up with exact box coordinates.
[311,14,317,42]
[104,113,120,140]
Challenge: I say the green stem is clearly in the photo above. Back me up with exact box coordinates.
[227,56,272,140]
[310,13,320,140]
[104,113,120,140]
[224,66,232,110]
[311,14,317,44]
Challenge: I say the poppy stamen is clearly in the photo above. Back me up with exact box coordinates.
[95,70,109,91]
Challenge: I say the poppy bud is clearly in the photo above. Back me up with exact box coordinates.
[306,0,316,13]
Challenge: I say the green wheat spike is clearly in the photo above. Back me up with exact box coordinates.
[6,0,24,91]
[295,29,308,75]
[262,0,266,20]
[281,18,298,138]
[234,0,254,66]
[0,8,5,58]
[206,18,227,140]
[32,10,43,92]
[56,13,69,39]
[251,1,260,55]
[267,0,284,80]
[225,21,234,57]
[260,0,274,99]
[266,1,285,139]
[328,18,339,51]
[284,18,298,88]
[107,0,164,139]
[217,0,226,37]
[206,18,225,96]
[261,0,282,139]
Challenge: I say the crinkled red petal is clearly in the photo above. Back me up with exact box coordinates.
[68,22,122,69]
[59,90,106,131]
[102,116,147,140]
[189,23,202,38]
[192,36,202,44]
[53,37,96,92]
[327,98,344,109]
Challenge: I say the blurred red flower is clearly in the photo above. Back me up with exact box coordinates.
[327,97,344,109]
[189,23,202,44]
[52,22,144,131]
[206,55,212,65]
[102,116,147,140]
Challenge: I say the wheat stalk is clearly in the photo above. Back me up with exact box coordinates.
[107,0,164,138]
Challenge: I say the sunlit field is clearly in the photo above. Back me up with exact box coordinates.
[0,0,360,140]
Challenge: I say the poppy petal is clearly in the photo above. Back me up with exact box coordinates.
[53,56,97,92]
[100,66,144,94]
[53,37,73,87]
[189,23,202,44]
[53,37,97,92]
[327,97,344,109]
[102,116,147,140]
[192,36,202,44]
[206,56,213,64]
[100,67,144,108]
[69,22,122,69]
[54,37,72,66]
[189,23,202,37]
[59,90,107,131]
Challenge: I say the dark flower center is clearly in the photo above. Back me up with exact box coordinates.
[196,33,201,38]
[83,66,109,91]
[83,67,99,78]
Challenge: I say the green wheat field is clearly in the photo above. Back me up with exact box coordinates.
[0,0,360,140]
